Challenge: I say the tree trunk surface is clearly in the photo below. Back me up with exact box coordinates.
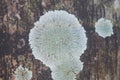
[0,0,120,80]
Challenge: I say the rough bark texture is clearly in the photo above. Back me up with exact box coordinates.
[0,0,120,80]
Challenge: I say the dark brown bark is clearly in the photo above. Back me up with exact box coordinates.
[0,0,120,80]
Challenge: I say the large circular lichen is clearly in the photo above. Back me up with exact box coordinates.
[29,10,87,80]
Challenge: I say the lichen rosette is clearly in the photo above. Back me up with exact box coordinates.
[95,18,113,38]
[15,65,32,80]
[29,10,87,80]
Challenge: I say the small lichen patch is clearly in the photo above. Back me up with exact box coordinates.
[95,18,113,38]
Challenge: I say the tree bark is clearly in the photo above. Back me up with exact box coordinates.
[0,0,120,80]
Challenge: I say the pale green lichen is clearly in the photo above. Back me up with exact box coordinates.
[95,18,113,38]
[29,10,87,80]
[15,65,32,80]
